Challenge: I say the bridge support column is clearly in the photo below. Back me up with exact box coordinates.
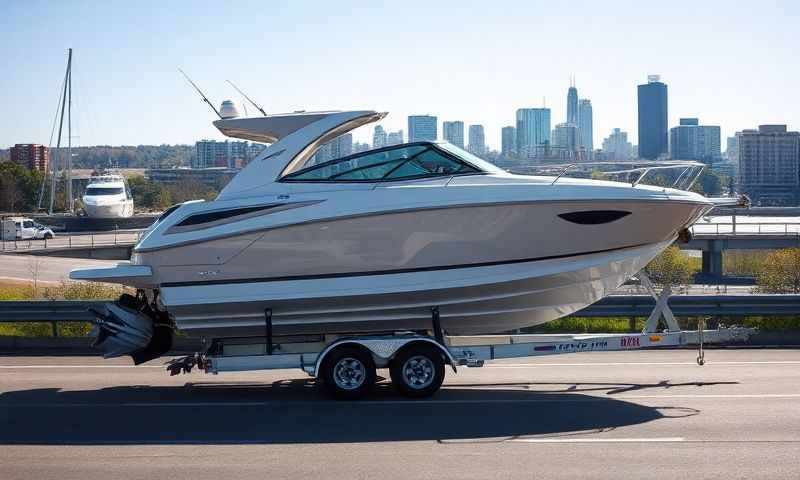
[701,240,724,280]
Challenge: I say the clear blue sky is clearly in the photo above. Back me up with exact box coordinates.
[1,0,797,150]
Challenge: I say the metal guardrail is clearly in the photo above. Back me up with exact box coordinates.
[1,295,799,336]
[0,230,143,253]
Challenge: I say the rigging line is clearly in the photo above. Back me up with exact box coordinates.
[226,80,267,116]
[178,68,222,119]
[50,49,71,214]
[38,72,67,209]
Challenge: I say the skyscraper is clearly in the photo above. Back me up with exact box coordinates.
[577,99,593,153]
[386,130,404,146]
[637,75,669,160]
[501,126,516,158]
[669,118,721,162]
[567,80,578,125]
[726,136,739,163]
[515,108,551,158]
[408,115,437,142]
[373,125,387,149]
[552,123,579,152]
[310,133,353,164]
[443,121,465,148]
[738,125,800,206]
[602,128,634,161]
[352,142,370,154]
[468,125,485,156]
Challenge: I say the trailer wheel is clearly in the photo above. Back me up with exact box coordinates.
[319,345,376,399]
[390,343,446,398]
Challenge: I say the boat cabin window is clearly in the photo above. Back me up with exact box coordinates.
[86,187,124,196]
[282,144,481,182]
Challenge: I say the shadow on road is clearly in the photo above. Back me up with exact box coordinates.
[0,379,692,445]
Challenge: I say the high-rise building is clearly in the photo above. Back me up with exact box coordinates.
[194,140,261,169]
[443,121,465,148]
[10,144,49,172]
[637,75,669,160]
[386,130,404,146]
[467,125,486,156]
[515,108,551,158]
[669,118,721,162]
[577,99,593,153]
[195,140,230,168]
[501,126,516,158]
[373,125,387,149]
[551,123,579,152]
[726,136,739,163]
[352,142,370,154]
[408,115,437,142]
[601,128,633,161]
[567,82,578,125]
[307,133,353,165]
[738,125,800,206]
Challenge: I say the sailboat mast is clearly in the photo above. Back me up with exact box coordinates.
[50,50,71,214]
[66,48,73,213]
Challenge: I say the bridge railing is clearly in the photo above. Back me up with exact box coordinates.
[691,222,800,236]
[0,229,143,253]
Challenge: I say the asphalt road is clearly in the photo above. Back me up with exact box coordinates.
[2,349,799,479]
[0,255,117,284]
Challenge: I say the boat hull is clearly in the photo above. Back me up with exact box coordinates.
[83,200,134,218]
[159,239,671,337]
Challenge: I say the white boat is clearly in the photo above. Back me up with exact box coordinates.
[81,173,134,218]
[71,109,714,361]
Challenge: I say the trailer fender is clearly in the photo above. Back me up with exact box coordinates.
[312,337,456,378]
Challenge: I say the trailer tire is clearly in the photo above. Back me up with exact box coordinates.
[319,345,376,400]
[390,343,445,398]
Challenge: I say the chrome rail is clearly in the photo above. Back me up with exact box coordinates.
[535,160,705,190]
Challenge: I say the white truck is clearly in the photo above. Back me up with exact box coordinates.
[1,217,55,241]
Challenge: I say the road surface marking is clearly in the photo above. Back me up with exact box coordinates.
[510,437,685,443]
[486,361,800,367]
[4,394,800,408]
[0,365,163,369]
[2,360,800,369]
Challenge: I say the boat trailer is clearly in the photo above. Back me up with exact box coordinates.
[166,284,755,399]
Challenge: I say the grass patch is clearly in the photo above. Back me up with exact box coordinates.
[0,280,125,337]
[525,316,643,334]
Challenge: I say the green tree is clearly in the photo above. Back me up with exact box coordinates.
[0,161,46,212]
[756,248,800,293]
[128,175,172,210]
[645,245,695,288]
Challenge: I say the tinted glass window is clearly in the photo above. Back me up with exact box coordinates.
[284,145,479,182]
[23,221,34,228]
[86,187,124,196]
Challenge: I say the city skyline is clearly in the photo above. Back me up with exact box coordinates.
[1,1,799,150]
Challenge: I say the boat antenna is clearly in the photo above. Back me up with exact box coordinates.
[226,80,267,116]
[178,68,222,119]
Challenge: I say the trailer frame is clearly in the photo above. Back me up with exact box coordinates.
[167,301,755,399]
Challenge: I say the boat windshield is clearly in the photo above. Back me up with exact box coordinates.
[282,143,484,182]
[86,187,124,196]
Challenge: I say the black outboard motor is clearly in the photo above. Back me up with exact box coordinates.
[88,293,173,364]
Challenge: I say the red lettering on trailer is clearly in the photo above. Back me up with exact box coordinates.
[620,336,640,348]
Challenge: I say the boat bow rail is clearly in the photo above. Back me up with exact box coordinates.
[524,161,706,190]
